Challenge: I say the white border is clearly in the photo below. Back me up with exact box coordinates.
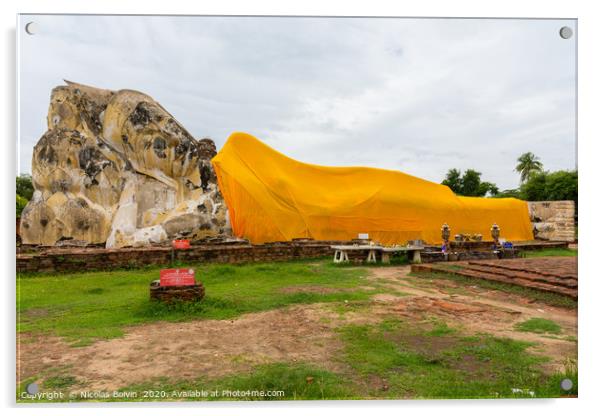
[3,1,601,415]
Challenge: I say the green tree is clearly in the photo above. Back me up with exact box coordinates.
[545,170,577,203]
[16,174,34,200]
[515,152,543,183]
[479,181,499,196]
[521,170,577,204]
[460,169,483,196]
[16,194,28,218]
[493,170,577,204]
[16,174,34,218]
[441,168,462,194]
[441,169,498,197]
[521,172,548,201]
[493,188,522,199]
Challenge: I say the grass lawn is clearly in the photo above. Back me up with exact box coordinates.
[337,318,575,399]
[17,258,577,401]
[115,362,356,401]
[18,316,576,401]
[17,259,377,346]
[515,318,563,335]
[523,248,577,257]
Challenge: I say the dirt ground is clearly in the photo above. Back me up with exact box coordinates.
[370,267,577,373]
[18,265,577,391]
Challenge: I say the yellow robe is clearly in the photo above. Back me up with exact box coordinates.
[212,132,533,245]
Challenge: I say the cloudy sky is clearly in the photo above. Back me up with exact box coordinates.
[18,15,576,190]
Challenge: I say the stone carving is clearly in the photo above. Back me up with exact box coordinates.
[20,81,230,247]
[528,201,576,242]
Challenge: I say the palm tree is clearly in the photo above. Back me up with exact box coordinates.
[515,152,543,183]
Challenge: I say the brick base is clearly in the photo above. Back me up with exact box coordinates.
[16,240,570,274]
[149,280,205,302]
[16,241,343,274]
[411,257,577,299]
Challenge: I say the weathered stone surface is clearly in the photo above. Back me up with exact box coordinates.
[20,81,230,247]
[528,201,576,242]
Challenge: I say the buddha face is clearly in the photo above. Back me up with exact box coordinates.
[21,82,230,247]
[101,91,202,183]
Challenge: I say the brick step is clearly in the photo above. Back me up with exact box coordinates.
[466,260,577,279]
[411,264,436,273]
[453,269,577,299]
[412,263,577,297]
[462,264,577,289]
[466,260,577,280]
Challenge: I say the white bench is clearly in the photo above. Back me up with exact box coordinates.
[331,245,379,263]
[381,246,423,264]
[331,245,424,264]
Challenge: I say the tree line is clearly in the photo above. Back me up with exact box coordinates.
[16,174,34,218]
[441,152,577,204]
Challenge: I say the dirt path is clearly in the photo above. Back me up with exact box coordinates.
[369,266,577,373]
[18,304,351,391]
[372,266,576,325]
[18,265,577,391]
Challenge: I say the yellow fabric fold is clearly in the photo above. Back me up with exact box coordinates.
[212,132,533,244]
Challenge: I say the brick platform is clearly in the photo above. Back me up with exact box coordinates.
[149,280,205,303]
[412,257,577,299]
[16,239,572,274]
[16,241,342,274]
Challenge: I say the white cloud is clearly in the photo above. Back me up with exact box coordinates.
[18,15,576,190]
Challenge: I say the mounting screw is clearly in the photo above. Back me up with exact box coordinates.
[25,22,37,35]
[560,378,573,391]
[559,26,573,39]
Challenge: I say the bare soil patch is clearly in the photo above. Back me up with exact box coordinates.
[19,264,577,391]
[279,285,349,295]
[19,304,352,391]
[368,266,577,373]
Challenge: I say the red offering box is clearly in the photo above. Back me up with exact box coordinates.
[172,239,191,249]
[160,268,196,286]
